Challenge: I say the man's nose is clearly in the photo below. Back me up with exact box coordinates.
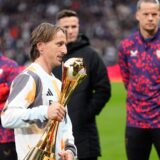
[148,14,153,20]
[67,27,73,34]
[62,45,67,55]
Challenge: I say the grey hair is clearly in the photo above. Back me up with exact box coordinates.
[137,0,160,10]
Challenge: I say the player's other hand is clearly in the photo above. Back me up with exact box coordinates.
[58,150,74,160]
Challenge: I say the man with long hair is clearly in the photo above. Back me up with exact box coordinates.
[1,22,77,160]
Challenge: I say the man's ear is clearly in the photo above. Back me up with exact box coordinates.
[135,11,139,21]
[37,42,45,54]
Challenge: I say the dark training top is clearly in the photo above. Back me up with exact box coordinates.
[118,28,160,128]
[53,34,111,158]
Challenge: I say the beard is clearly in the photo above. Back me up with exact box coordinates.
[145,23,158,33]
[141,25,158,37]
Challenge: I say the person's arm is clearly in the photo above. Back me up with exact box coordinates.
[118,41,129,90]
[0,83,9,103]
[87,50,111,119]
[0,59,19,109]
[1,73,48,128]
[6,59,19,86]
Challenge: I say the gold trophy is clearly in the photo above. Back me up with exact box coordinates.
[24,57,87,160]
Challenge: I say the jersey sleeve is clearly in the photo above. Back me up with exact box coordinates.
[5,59,19,86]
[1,73,48,128]
[118,41,130,90]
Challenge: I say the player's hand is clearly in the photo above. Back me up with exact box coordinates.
[47,102,65,121]
[58,150,74,160]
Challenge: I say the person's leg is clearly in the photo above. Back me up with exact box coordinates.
[125,127,152,160]
[79,157,97,160]
[0,142,17,160]
[151,128,160,158]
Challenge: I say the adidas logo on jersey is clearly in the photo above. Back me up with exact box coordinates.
[46,89,53,96]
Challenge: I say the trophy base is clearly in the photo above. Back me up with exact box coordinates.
[43,156,55,160]
[24,147,55,160]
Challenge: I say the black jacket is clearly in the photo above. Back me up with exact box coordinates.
[53,34,111,158]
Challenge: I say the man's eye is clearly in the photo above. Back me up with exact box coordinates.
[57,42,63,46]
[144,13,148,16]
[152,13,158,16]
[64,26,69,29]
[72,26,77,28]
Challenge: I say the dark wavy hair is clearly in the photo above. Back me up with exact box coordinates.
[56,9,78,22]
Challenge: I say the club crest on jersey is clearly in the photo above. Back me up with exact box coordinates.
[156,50,160,59]
[130,50,138,57]
[0,69,3,75]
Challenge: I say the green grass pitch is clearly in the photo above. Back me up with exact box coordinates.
[97,82,159,160]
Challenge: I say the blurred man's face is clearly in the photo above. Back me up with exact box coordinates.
[58,16,79,43]
[136,2,160,38]
[37,30,67,68]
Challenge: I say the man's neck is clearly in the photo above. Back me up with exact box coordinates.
[140,27,158,39]
[35,58,52,75]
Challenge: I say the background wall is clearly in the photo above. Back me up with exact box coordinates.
[0,0,137,66]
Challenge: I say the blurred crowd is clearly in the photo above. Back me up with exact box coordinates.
[0,0,137,66]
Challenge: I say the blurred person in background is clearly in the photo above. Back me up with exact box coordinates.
[0,38,19,160]
[118,0,160,160]
[53,9,111,160]
[1,22,77,160]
